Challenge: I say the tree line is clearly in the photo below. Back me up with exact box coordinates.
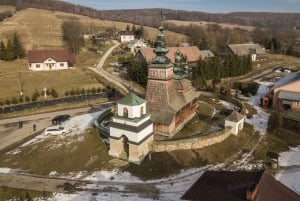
[191,55,252,89]
[0,33,25,61]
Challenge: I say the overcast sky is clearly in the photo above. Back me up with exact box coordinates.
[62,0,300,13]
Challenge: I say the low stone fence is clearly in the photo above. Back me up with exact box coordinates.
[199,91,246,114]
[150,127,231,153]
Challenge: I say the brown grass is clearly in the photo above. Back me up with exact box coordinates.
[0,59,104,101]
[0,128,114,175]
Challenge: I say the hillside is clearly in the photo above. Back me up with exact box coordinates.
[1,0,299,30]
[0,7,188,51]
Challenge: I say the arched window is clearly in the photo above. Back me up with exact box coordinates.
[123,107,128,118]
[140,106,144,117]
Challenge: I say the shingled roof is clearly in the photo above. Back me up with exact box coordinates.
[226,110,244,122]
[228,43,266,56]
[138,46,202,64]
[181,170,300,201]
[28,50,76,64]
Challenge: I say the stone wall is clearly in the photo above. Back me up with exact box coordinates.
[150,127,232,153]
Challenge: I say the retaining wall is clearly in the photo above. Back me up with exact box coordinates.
[150,127,232,152]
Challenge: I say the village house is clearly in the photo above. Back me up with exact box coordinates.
[28,49,75,71]
[200,50,215,60]
[127,38,148,54]
[181,170,300,201]
[226,43,267,62]
[145,26,200,136]
[268,71,300,110]
[135,46,202,67]
[117,30,134,43]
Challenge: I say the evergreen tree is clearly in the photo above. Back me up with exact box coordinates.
[126,24,130,31]
[13,33,25,59]
[5,39,15,61]
[0,41,5,60]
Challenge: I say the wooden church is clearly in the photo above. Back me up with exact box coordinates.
[146,25,200,136]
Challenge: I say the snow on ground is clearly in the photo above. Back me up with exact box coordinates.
[276,146,300,194]
[7,110,106,152]
[245,80,272,135]
[0,167,10,173]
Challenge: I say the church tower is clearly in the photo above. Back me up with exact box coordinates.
[109,91,153,164]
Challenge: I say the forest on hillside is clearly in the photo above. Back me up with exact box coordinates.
[0,0,300,56]
[0,0,299,30]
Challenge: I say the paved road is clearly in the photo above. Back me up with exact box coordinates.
[89,40,145,96]
[88,40,129,94]
[0,102,114,153]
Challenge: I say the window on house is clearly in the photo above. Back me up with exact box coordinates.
[36,64,40,68]
[60,63,64,67]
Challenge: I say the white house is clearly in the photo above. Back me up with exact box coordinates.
[225,110,245,135]
[127,39,148,54]
[28,50,76,71]
[118,31,134,43]
[109,91,153,164]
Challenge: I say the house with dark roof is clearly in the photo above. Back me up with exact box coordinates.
[135,46,202,67]
[226,43,266,62]
[28,50,75,71]
[181,170,300,201]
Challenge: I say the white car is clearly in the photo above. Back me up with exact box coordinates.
[45,126,71,135]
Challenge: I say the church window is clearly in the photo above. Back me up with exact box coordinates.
[123,107,128,118]
[140,106,144,116]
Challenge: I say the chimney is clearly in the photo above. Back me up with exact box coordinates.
[246,184,257,201]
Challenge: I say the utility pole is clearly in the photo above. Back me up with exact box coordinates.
[17,72,23,96]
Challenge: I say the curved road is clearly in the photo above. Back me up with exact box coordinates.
[88,40,129,94]
[88,40,145,95]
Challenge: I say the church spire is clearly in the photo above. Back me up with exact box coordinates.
[151,22,170,65]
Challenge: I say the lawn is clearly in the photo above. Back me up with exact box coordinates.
[0,61,104,102]
[0,128,114,175]
[126,123,258,180]
[0,187,49,201]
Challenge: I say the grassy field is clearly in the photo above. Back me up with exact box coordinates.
[0,60,105,102]
[0,187,49,201]
[0,128,114,175]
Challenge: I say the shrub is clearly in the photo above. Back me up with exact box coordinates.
[25,96,30,102]
[65,91,69,96]
[91,87,96,94]
[19,96,24,103]
[51,88,59,98]
[11,97,18,104]
[5,100,10,105]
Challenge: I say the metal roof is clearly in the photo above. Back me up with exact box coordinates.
[278,90,300,101]
[271,71,300,90]
[117,91,145,106]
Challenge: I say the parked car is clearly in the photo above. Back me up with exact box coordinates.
[51,114,70,124]
[45,126,71,135]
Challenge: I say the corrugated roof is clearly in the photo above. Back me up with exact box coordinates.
[228,43,266,56]
[278,90,300,101]
[28,50,76,64]
[118,91,145,106]
[271,71,300,90]
[226,110,244,122]
[181,170,300,201]
[138,46,202,64]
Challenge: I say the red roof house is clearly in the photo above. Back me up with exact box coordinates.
[28,50,76,71]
